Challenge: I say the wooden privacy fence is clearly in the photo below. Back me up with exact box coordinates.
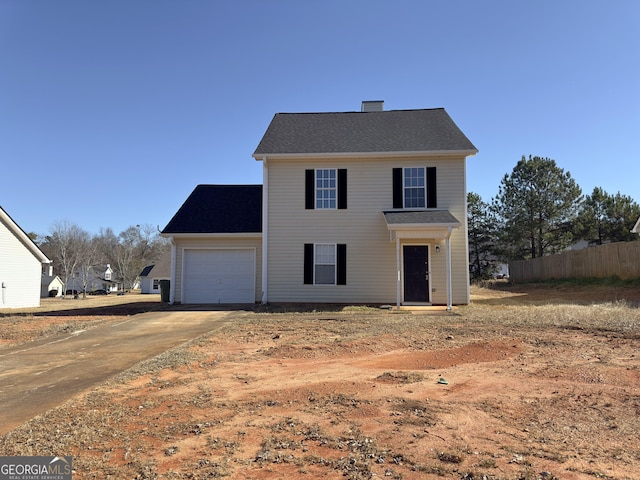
[509,241,640,283]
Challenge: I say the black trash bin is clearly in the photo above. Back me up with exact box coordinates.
[159,279,170,303]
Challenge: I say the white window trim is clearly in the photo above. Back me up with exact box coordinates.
[403,167,426,209]
[315,168,337,210]
[314,243,337,285]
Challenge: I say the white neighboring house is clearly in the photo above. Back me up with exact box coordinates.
[41,265,64,297]
[632,217,640,235]
[139,252,171,294]
[0,206,51,308]
[65,264,120,294]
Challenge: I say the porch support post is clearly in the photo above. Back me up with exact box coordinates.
[395,237,401,309]
[446,229,452,311]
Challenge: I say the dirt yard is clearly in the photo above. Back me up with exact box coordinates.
[1,283,639,480]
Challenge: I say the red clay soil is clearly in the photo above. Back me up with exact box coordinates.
[1,284,639,479]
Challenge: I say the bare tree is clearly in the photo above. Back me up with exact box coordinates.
[76,232,101,298]
[97,224,170,292]
[42,221,89,297]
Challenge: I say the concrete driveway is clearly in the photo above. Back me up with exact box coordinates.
[0,309,232,435]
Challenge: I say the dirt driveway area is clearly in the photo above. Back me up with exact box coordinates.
[0,308,231,434]
[1,284,639,480]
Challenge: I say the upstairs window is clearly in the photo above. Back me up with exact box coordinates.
[403,167,426,208]
[316,169,337,209]
[305,169,347,210]
[392,167,437,209]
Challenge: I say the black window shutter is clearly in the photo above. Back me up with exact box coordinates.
[338,169,347,209]
[304,243,314,284]
[337,244,347,285]
[305,170,315,209]
[426,167,437,208]
[392,168,403,208]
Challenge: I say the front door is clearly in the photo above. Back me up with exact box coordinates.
[403,245,430,303]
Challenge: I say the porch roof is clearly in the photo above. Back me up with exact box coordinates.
[383,210,461,241]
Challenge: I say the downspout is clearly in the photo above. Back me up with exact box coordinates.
[261,157,268,304]
[446,228,453,311]
[169,236,176,305]
[396,237,401,309]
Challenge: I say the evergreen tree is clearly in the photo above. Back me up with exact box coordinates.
[467,192,498,280]
[576,188,640,244]
[491,155,582,260]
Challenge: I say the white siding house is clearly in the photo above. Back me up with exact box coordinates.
[0,206,51,308]
[139,251,171,294]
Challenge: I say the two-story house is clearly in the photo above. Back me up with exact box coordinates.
[162,101,477,308]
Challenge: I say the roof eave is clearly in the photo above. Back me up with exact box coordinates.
[254,149,478,161]
[385,222,461,230]
[160,232,262,238]
[0,207,51,263]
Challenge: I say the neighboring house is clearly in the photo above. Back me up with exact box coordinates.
[139,252,171,294]
[0,206,51,308]
[162,101,477,308]
[65,264,120,293]
[632,217,640,235]
[41,266,64,297]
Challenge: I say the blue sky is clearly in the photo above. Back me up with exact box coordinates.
[1,1,638,236]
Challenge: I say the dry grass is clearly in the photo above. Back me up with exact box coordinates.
[1,283,639,479]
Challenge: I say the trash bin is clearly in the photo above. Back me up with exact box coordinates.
[159,279,170,303]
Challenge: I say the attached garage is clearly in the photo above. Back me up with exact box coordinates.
[183,249,256,304]
[161,185,263,305]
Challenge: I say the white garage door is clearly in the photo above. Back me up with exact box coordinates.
[183,249,255,304]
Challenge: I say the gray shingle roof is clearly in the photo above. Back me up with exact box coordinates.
[383,210,461,226]
[253,108,477,156]
[162,185,262,234]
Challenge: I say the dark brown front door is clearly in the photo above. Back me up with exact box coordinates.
[403,245,429,302]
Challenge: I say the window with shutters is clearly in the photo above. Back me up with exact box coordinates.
[306,169,347,210]
[304,243,347,286]
[393,167,437,209]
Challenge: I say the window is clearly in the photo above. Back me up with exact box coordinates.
[153,279,160,290]
[316,169,336,209]
[392,167,437,209]
[403,167,425,208]
[304,243,347,285]
[305,169,347,209]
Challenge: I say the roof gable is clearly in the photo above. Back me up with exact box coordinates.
[162,185,262,234]
[253,108,477,156]
[0,206,50,264]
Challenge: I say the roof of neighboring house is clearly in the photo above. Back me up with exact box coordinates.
[383,210,461,226]
[632,216,640,234]
[253,108,478,157]
[139,251,171,278]
[41,275,62,287]
[139,265,154,277]
[162,185,262,234]
[0,205,50,264]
